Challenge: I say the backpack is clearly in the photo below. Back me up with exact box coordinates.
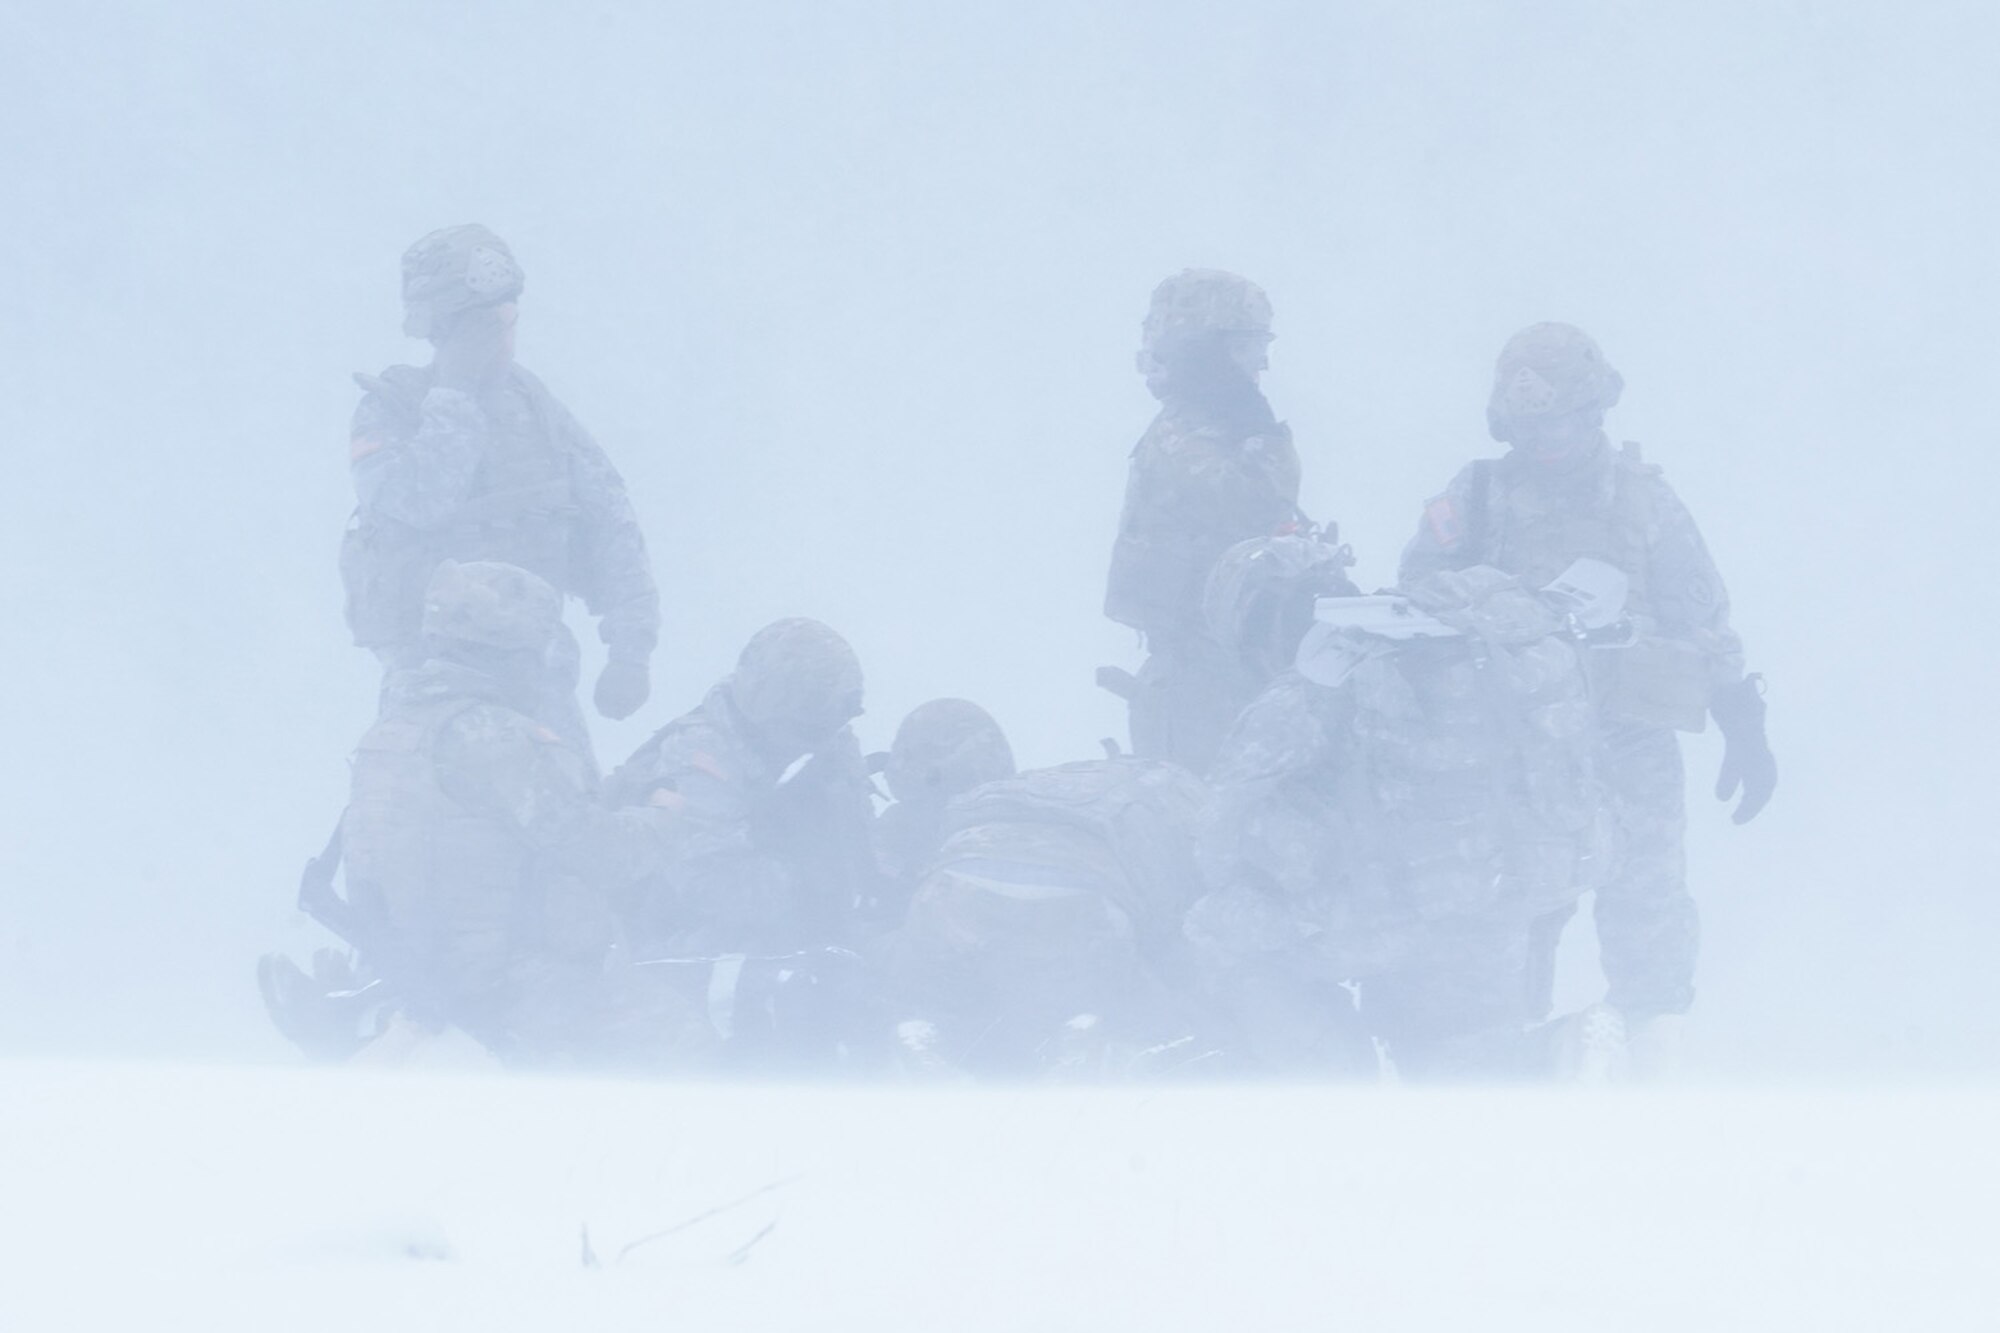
[941,757,1210,934]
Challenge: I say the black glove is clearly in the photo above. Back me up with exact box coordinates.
[593,658,650,720]
[1710,674,1776,825]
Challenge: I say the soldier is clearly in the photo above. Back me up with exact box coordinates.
[1399,323,1777,1055]
[262,560,700,1068]
[1192,566,1614,1079]
[886,743,1218,1080]
[602,618,879,1064]
[869,697,1017,917]
[1103,269,1307,774]
[340,224,659,761]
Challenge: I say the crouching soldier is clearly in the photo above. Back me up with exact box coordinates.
[1193,565,1615,1079]
[868,697,1018,924]
[261,561,702,1069]
[882,719,1218,1080]
[603,619,883,1067]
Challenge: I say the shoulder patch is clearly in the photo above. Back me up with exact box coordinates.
[531,725,565,745]
[349,433,385,462]
[689,750,730,783]
[1424,496,1464,549]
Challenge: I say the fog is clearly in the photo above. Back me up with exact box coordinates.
[2,0,1995,1077]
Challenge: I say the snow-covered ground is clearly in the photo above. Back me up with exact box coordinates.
[2,1060,1991,1331]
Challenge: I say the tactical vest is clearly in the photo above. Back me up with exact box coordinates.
[1466,448,1711,731]
[342,695,538,997]
[1465,447,1657,614]
[341,365,580,650]
[1105,414,1299,640]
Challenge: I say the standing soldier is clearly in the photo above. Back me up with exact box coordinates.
[1103,269,1306,773]
[340,224,660,760]
[1399,322,1777,1059]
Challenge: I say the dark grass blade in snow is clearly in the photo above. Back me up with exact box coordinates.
[614,1176,803,1264]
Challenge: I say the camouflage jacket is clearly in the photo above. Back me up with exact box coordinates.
[343,363,660,662]
[603,685,878,955]
[1199,644,1609,978]
[1105,398,1302,645]
[1399,439,1744,725]
[343,660,678,968]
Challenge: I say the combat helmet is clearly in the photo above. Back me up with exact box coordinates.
[1137,269,1273,383]
[1485,322,1624,442]
[401,224,525,340]
[728,618,865,759]
[1203,534,1358,681]
[421,559,562,655]
[883,699,1016,808]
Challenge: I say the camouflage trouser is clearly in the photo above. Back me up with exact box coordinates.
[375,621,596,773]
[1595,723,1697,1019]
[1126,637,1240,777]
[366,879,713,1071]
[1361,920,1542,1079]
[888,864,1156,1076]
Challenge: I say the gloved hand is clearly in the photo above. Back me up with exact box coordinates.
[593,657,650,720]
[1709,673,1776,825]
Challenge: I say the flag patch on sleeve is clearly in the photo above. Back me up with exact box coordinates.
[1424,496,1463,548]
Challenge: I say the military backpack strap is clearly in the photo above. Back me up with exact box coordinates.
[1465,458,1494,567]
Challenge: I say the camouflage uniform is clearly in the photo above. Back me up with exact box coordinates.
[1197,533,1359,739]
[335,561,697,1067]
[1399,323,1771,1020]
[1194,568,1613,1077]
[887,757,1216,1078]
[602,620,879,1062]
[1105,270,1304,774]
[869,697,1017,919]
[341,225,659,761]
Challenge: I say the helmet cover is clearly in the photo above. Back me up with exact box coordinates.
[729,618,865,750]
[401,224,525,339]
[1138,268,1273,373]
[421,559,562,653]
[884,698,1016,806]
[1203,534,1359,677]
[1485,322,1624,441]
